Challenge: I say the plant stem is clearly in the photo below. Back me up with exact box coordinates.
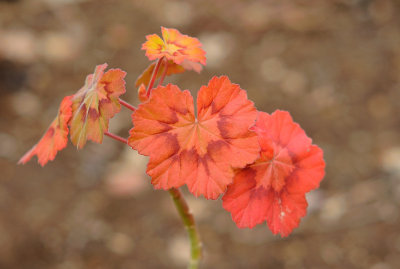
[168,188,202,269]
[119,98,137,112]
[105,127,203,268]
[158,59,169,86]
[104,131,128,144]
[147,57,164,97]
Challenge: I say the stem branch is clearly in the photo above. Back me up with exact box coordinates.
[147,57,164,97]
[105,131,128,144]
[168,188,202,269]
[158,59,169,86]
[119,98,137,112]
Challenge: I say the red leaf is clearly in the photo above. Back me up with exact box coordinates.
[128,76,260,199]
[18,96,73,166]
[70,63,127,149]
[222,110,325,236]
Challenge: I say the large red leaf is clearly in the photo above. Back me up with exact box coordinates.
[70,63,127,149]
[128,76,260,199]
[18,96,73,166]
[222,110,325,236]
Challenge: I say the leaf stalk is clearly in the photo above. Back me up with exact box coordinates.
[158,59,169,86]
[147,57,164,97]
[168,188,202,269]
[104,131,128,144]
[119,98,137,112]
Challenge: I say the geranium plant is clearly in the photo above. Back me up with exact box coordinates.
[19,27,325,269]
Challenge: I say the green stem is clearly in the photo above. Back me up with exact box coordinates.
[168,188,202,269]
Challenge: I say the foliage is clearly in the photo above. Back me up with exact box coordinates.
[19,26,326,268]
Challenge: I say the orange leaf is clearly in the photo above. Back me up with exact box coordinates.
[18,96,73,166]
[70,63,127,149]
[135,60,185,88]
[222,110,325,236]
[142,27,206,71]
[128,76,260,199]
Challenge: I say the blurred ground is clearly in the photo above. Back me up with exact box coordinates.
[1,0,400,268]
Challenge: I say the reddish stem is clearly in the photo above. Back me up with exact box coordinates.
[119,98,137,112]
[158,59,169,86]
[147,57,164,97]
[105,131,128,144]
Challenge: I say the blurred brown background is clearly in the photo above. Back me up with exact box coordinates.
[1,0,400,268]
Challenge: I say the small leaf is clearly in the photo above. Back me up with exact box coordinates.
[70,63,127,149]
[142,27,206,71]
[129,76,259,199]
[222,110,325,237]
[18,96,73,166]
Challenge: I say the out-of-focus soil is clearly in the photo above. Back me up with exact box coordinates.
[1,0,400,268]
